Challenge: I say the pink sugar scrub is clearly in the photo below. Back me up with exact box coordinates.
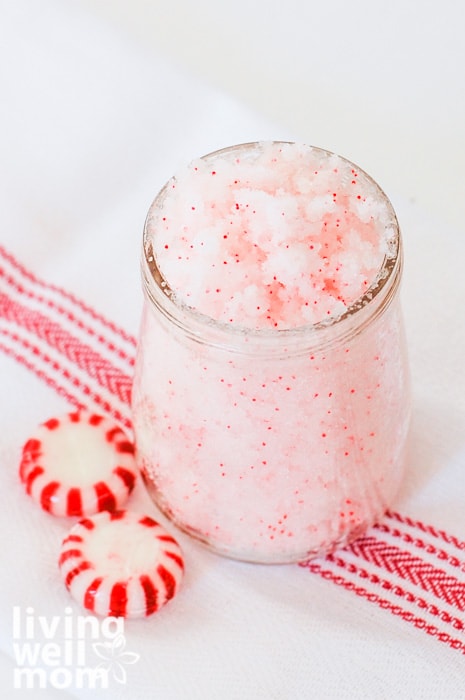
[133,142,410,564]
[151,141,397,330]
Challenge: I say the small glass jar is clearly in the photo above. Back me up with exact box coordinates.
[132,142,411,564]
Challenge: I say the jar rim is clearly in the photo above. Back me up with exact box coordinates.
[142,141,402,354]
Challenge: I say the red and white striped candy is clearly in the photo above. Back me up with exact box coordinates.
[19,410,137,517]
[59,510,184,618]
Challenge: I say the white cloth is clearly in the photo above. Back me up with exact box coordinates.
[1,2,464,698]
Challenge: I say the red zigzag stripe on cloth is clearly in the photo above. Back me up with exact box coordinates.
[0,244,136,349]
[375,519,465,570]
[1,244,465,655]
[0,327,131,429]
[348,536,465,611]
[0,292,132,408]
[0,264,135,367]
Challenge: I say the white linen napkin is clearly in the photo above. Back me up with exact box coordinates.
[1,2,464,699]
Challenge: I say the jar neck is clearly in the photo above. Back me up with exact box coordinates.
[141,237,403,358]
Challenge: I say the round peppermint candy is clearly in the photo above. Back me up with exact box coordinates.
[19,411,137,517]
[59,510,184,617]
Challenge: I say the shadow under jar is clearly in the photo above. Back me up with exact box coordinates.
[131,141,411,564]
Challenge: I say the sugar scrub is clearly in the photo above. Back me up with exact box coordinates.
[132,142,411,564]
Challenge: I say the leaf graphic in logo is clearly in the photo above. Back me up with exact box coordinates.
[92,634,140,685]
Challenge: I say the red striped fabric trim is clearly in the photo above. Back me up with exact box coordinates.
[1,244,464,653]
[301,558,465,655]
[0,293,132,407]
[0,244,136,349]
[0,247,133,429]
[0,328,131,429]
[0,332,84,408]
[387,510,465,552]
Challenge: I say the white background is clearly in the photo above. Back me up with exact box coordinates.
[78,0,465,232]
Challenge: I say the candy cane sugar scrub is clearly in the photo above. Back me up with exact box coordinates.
[132,142,411,564]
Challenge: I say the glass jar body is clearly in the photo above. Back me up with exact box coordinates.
[132,288,410,564]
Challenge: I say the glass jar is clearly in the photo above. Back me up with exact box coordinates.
[132,142,411,564]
